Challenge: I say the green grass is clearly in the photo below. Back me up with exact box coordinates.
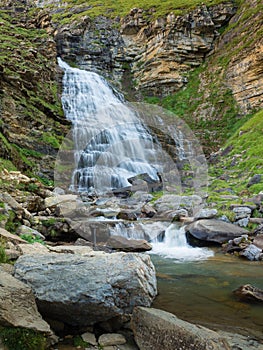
[48,0,229,24]
[0,327,46,350]
[20,234,45,245]
[208,110,263,199]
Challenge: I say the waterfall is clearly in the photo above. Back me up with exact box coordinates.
[150,224,214,262]
[58,58,160,193]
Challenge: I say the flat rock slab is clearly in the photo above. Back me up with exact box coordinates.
[106,236,152,252]
[0,228,27,245]
[14,252,157,327]
[98,333,126,346]
[0,270,51,334]
[186,219,248,244]
[131,307,231,350]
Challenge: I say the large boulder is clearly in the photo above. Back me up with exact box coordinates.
[0,270,51,334]
[186,219,248,245]
[131,307,230,350]
[14,252,157,327]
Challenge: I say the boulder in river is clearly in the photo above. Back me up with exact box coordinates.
[14,252,157,327]
[186,219,248,245]
[233,284,263,303]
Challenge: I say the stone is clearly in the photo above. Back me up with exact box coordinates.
[18,225,46,240]
[14,252,157,327]
[44,194,78,208]
[131,307,230,350]
[106,236,152,252]
[154,195,203,216]
[186,219,248,245]
[253,234,263,250]
[17,242,49,255]
[81,331,97,346]
[235,218,249,227]
[247,174,262,187]
[0,270,51,334]
[48,245,93,254]
[233,284,263,303]
[194,208,218,220]
[232,206,252,220]
[141,204,156,218]
[239,244,262,261]
[98,333,126,347]
[117,210,138,221]
[0,228,27,245]
[5,248,21,260]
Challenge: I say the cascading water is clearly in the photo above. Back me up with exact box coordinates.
[150,224,214,262]
[58,58,160,193]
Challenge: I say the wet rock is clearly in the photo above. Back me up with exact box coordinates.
[131,307,230,350]
[233,284,263,302]
[239,244,262,261]
[0,270,51,334]
[186,219,248,245]
[117,210,138,221]
[106,235,152,252]
[14,252,157,327]
[235,217,249,227]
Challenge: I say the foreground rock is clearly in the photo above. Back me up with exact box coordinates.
[233,284,263,303]
[131,307,231,350]
[0,270,51,334]
[186,219,248,245]
[14,252,157,327]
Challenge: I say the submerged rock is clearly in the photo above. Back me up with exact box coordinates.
[14,252,157,327]
[233,284,263,303]
[186,219,248,245]
[131,307,231,350]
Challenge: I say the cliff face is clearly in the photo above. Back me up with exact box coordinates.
[54,3,237,96]
[0,0,262,179]
[0,0,69,179]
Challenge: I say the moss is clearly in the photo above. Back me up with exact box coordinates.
[42,218,57,227]
[5,211,20,234]
[0,327,46,350]
[73,335,90,347]
[41,132,61,149]
[0,242,9,263]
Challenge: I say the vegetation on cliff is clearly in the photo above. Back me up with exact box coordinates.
[0,2,69,181]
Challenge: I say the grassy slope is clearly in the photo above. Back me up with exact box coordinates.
[48,0,227,23]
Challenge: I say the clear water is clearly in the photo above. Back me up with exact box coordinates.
[151,252,263,339]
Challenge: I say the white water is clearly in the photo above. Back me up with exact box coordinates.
[58,58,160,193]
[151,224,214,262]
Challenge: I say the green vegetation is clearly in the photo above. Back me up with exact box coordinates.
[208,109,263,202]
[48,0,228,24]
[0,241,9,264]
[20,234,45,245]
[0,327,46,350]
[73,335,90,347]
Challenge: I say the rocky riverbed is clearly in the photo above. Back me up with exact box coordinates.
[0,169,263,349]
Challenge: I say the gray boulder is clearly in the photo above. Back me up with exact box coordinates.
[106,235,152,252]
[239,244,262,261]
[0,270,51,334]
[131,307,230,350]
[14,252,157,327]
[186,219,248,244]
